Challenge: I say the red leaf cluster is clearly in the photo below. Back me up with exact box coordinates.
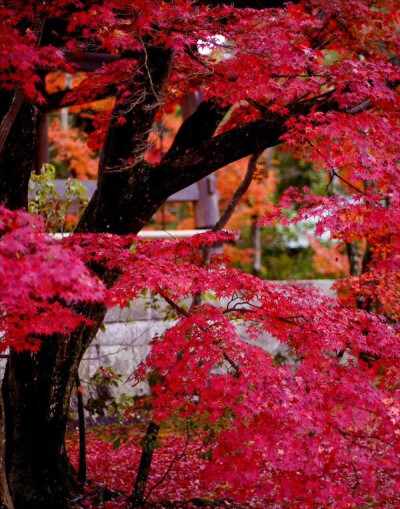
[0,208,104,352]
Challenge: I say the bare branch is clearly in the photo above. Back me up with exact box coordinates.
[213,150,263,233]
[157,290,190,318]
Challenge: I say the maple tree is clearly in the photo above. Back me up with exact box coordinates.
[0,0,400,508]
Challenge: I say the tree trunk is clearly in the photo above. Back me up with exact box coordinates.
[251,218,262,277]
[75,373,86,484]
[346,242,362,277]
[0,94,42,508]
[0,389,13,509]
[2,303,107,509]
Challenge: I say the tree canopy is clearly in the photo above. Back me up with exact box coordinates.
[0,1,400,507]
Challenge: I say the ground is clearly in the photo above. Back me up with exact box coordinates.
[67,428,265,508]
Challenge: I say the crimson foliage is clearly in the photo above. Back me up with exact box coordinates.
[1,0,400,507]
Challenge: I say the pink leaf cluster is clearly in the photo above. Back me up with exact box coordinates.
[0,207,104,352]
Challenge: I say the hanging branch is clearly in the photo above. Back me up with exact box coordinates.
[157,288,241,377]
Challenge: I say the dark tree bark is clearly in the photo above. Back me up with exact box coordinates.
[2,302,107,508]
[0,98,42,210]
[0,390,13,509]
[346,242,362,277]
[76,47,174,234]
[0,83,330,509]
[0,93,42,509]
[0,86,336,509]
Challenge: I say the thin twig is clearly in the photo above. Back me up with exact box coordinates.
[324,170,335,195]
[222,352,240,375]
[222,307,257,314]
[184,45,231,81]
[75,372,86,484]
[306,139,364,194]
[157,289,190,318]
[332,170,364,194]
[213,150,263,233]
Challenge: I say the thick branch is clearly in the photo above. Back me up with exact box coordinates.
[76,93,329,234]
[45,85,116,111]
[98,49,174,175]
[76,47,174,234]
[0,101,43,209]
[0,89,25,156]
[163,101,229,161]
[150,92,356,203]
[191,151,262,305]
[151,111,287,202]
